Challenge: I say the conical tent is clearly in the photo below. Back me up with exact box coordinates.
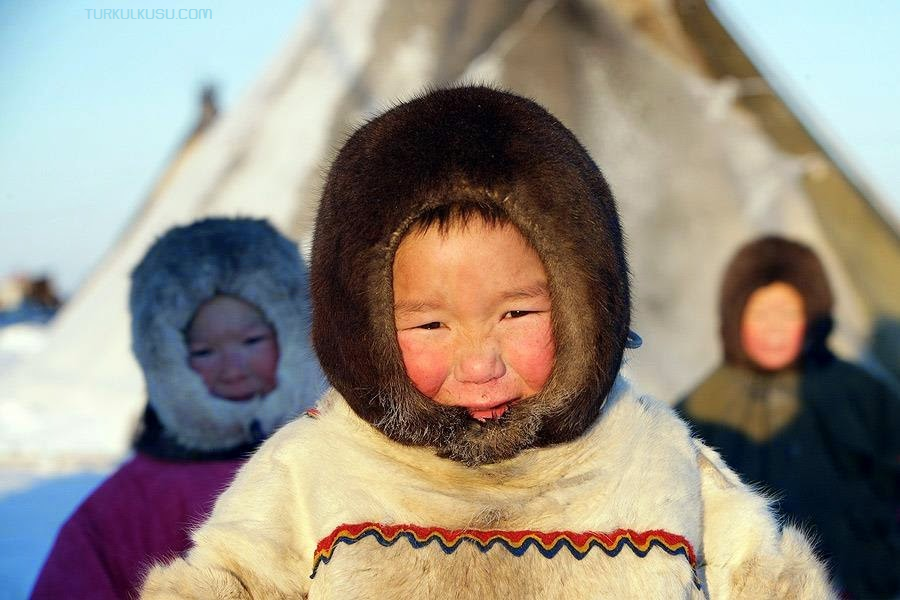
[2,0,897,467]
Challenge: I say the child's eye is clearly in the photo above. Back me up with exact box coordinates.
[189,348,213,358]
[504,310,532,319]
[244,335,267,345]
[417,322,442,330]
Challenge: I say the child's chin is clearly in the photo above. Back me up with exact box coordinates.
[212,383,274,402]
[435,405,544,466]
[213,391,259,402]
[378,396,540,465]
[441,421,540,465]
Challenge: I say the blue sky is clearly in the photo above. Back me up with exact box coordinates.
[1,1,898,295]
[713,0,900,224]
[0,1,309,295]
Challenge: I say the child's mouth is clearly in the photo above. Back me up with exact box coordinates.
[467,402,510,422]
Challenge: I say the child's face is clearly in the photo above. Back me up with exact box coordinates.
[186,295,280,401]
[740,281,806,371]
[393,219,555,421]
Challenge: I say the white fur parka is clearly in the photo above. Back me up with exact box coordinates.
[141,377,834,599]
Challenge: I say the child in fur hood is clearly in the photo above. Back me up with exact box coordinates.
[677,236,900,599]
[31,217,326,599]
[141,87,834,599]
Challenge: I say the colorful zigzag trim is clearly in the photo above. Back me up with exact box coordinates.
[311,522,697,580]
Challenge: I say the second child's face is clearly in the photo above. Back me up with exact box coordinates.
[740,281,806,371]
[393,219,556,421]
[186,295,280,401]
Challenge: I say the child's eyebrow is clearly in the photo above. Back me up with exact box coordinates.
[393,300,443,316]
[500,283,550,302]
[394,283,550,316]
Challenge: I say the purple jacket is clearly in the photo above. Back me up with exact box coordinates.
[31,453,243,599]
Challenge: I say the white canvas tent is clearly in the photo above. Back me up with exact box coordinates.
[2,0,897,469]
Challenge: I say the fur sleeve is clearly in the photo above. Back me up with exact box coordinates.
[694,440,836,599]
[140,562,254,599]
[140,423,315,599]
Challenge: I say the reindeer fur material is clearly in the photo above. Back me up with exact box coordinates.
[141,380,834,598]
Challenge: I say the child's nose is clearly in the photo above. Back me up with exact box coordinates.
[760,317,789,337]
[455,339,505,384]
[220,348,247,377]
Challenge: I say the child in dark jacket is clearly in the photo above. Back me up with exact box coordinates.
[677,235,900,599]
[31,217,326,599]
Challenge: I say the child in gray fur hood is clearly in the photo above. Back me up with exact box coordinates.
[32,217,326,600]
[141,88,835,599]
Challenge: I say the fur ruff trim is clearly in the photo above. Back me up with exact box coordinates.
[310,85,630,463]
[130,217,326,452]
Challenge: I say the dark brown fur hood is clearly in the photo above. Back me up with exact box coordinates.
[310,86,630,464]
[720,235,834,370]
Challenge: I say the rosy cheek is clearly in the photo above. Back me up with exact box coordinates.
[783,323,806,358]
[397,333,449,399]
[741,322,805,369]
[252,341,281,392]
[506,319,555,393]
[188,356,218,388]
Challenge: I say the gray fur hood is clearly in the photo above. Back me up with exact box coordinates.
[130,217,326,455]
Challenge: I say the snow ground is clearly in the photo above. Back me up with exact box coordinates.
[0,321,118,597]
[0,324,108,598]
[0,324,47,378]
[0,468,109,599]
